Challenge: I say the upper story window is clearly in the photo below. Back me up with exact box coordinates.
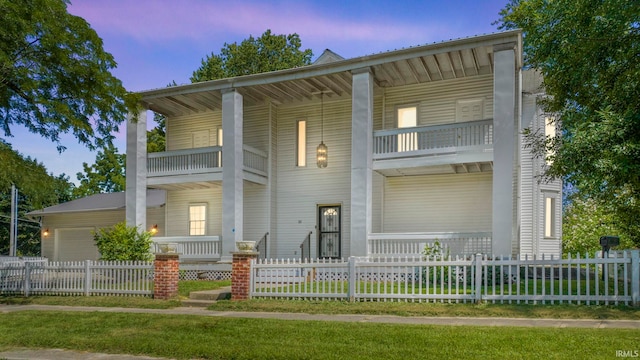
[189,204,207,236]
[397,106,417,152]
[296,120,307,167]
[545,116,556,165]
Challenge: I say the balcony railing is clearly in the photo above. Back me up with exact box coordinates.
[373,119,493,160]
[147,145,268,178]
[367,232,492,258]
[152,236,221,261]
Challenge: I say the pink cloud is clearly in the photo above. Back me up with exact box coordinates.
[69,0,442,48]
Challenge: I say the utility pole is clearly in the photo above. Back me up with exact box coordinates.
[9,184,18,256]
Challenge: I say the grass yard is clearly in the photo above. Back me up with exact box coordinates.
[0,311,637,359]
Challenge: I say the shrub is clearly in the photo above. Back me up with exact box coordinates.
[93,222,153,261]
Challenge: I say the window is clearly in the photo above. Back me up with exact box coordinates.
[296,120,306,166]
[397,106,417,152]
[189,204,207,236]
[216,128,223,146]
[544,195,556,238]
[545,116,556,165]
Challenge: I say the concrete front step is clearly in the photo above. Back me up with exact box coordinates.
[189,287,232,301]
[181,286,231,307]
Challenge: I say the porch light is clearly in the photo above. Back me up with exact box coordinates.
[150,224,158,235]
[43,228,49,237]
[317,92,328,168]
[317,142,328,168]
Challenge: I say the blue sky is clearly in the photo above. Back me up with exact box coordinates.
[6,0,508,182]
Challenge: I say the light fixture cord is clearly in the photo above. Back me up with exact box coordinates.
[321,92,324,142]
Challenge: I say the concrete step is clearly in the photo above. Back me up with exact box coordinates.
[188,286,231,301]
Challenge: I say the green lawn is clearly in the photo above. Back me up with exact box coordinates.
[0,311,637,360]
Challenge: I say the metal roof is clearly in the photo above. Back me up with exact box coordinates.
[27,190,166,216]
[139,30,522,117]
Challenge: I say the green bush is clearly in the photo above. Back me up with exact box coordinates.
[93,222,153,261]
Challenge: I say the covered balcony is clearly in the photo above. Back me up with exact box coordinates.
[373,119,493,176]
[147,145,268,189]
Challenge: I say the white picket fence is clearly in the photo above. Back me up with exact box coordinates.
[0,260,153,297]
[251,251,640,306]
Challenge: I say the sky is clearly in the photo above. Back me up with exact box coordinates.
[6,0,509,183]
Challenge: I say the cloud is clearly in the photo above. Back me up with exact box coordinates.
[69,0,443,49]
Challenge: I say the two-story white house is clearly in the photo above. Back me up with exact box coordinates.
[126,29,562,262]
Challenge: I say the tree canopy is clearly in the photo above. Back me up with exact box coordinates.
[0,0,138,152]
[0,140,74,255]
[498,0,640,246]
[73,144,125,198]
[191,29,313,82]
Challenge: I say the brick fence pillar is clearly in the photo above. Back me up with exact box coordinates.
[154,253,180,300]
[232,251,258,301]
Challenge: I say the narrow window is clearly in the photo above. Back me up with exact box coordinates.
[544,196,556,238]
[217,128,223,166]
[397,106,417,152]
[296,120,307,166]
[545,116,556,165]
[189,204,207,236]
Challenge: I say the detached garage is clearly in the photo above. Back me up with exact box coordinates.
[28,190,166,262]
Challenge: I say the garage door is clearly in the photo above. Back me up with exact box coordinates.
[55,228,100,261]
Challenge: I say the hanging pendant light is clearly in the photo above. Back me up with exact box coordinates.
[317,92,328,168]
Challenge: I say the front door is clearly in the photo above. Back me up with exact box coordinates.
[318,205,341,258]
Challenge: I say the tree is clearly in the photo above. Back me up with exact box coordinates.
[0,0,138,153]
[73,144,125,198]
[562,197,635,256]
[191,29,313,82]
[498,0,640,246]
[0,140,75,255]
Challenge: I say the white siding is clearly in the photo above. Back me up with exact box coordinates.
[275,97,352,258]
[244,181,269,243]
[165,188,222,237]
[244,104,269,150]
[383,173,492,232]
[519,94,537,256]
[520,69,562,257]
[379,75,494,129]
[167,111,221,151]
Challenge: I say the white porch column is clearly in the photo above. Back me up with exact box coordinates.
[222,89,244,259]
[350,68,374,257]
[492,43,517,257]
[125,109,147,230]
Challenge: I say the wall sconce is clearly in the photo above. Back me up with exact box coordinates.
[150,224,158,235]
[43,228,49,237]
[317,91,328,168]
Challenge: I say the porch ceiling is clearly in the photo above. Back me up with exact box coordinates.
[140,31,521,117]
